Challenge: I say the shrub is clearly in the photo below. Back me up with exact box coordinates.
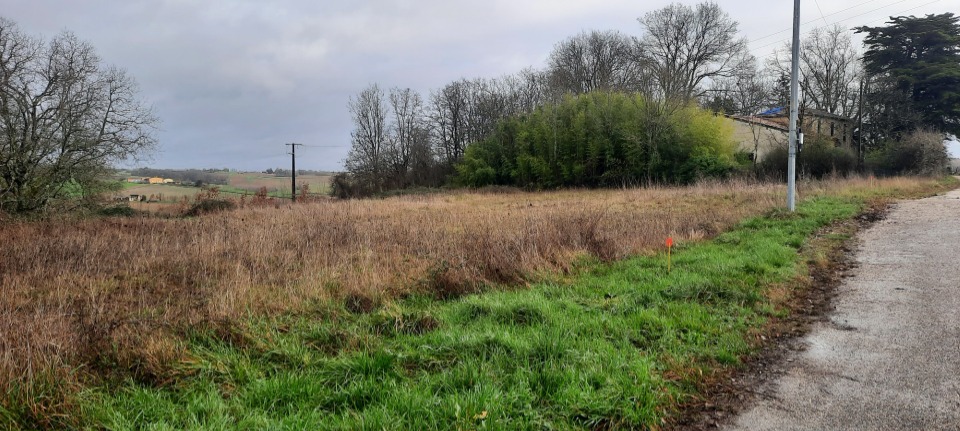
[98,205,137,217]
[329,172,369,199]
[677,146,740,182]
[184,199,236,216]
[456,92,741,188]
[757,136,857,179]
[183,187,237,216]
[866,128,949,176]
[798,138,857,178]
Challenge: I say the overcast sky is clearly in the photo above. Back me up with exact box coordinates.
[3,0,958,171]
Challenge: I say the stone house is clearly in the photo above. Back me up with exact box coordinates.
[726,107,856,162]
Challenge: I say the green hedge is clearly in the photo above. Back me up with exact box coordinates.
[456,92,743,188]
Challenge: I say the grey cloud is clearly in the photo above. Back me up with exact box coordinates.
[3,0,957,170]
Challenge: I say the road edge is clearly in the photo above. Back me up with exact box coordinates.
[666,200,890,430]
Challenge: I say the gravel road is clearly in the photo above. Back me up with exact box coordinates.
[728,187,960,430]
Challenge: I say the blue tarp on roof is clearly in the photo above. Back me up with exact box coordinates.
[758,107,785,116]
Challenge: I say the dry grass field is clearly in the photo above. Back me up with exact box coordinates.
[226,172,331,194]
[111,173,332,214]
[0,176,951,428]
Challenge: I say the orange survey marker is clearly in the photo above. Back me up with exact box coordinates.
[666,237,673,273]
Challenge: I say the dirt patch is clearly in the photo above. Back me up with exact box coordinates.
[665,202,889,430]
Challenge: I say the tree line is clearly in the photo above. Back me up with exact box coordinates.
[338,3,960,196]
[1,6,957,213]
[336,2,759,196]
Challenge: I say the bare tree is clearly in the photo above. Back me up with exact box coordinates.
[430,80,470,166]
[548,30,643,95]
[466,78,514,145]
[638,2,750,101]
[345,84,389,192]
[406,123,437,186]
[0,18,157,213]
[387,87,425,186]
[349,77,527,193]
[502,68,550,114]
[706,58,769,113]
[769,24,860,116]
[732,65,770,115]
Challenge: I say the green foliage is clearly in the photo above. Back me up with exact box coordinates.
[185,200,236,217]
[675,107,739,180]
[757,136,857,179]
[866,128,950,176]
[456,92,742,188]
[328,172,367,199]
[98,205,137,217]
[856,13,960,136]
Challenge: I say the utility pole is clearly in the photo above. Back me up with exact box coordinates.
[286,143,303,202]
[787,0,801,212]
[857,78,866,170]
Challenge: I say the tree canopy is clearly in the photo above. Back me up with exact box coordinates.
[340,4,959,197]
[638,2,751,102]
[456,92,740,188]
[0,17,156,213]
[856,13,960,135]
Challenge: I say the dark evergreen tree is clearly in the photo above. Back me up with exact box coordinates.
[856,13,960,136]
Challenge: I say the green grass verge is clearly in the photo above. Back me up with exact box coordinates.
[79,182,952,430]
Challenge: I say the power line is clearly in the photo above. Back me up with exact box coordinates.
[748,0,902,46]
[255,153,289,159]
[813,0,829,25]
[748,0,940,56]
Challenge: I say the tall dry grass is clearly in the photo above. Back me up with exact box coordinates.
[0,175,945,426]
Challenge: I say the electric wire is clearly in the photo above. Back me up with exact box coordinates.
[813,0,830,25]
[748,0,897,45]
[748,0,941,56]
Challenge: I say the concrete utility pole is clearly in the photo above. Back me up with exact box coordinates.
[286,143,303,202]
[857,78,866,170]
[787,0,801,212]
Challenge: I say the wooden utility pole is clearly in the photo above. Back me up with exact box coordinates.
[286,143,303,202]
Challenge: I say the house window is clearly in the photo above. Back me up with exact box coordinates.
[817,119,821,134]
[830,122,835,136]
[843,123,847,143]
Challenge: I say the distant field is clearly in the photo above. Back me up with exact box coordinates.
[119,184,199,201]
[226,172,331,195]
[110,173,333,208]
